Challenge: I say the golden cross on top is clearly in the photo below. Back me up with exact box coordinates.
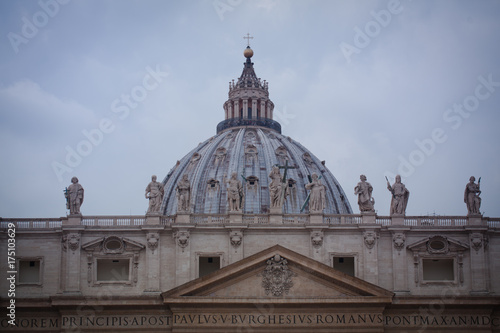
[243,33,253,47]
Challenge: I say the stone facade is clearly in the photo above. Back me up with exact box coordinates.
[1,46,499,332]
[1,214,499,331]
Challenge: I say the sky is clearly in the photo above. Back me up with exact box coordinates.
[0,0,499,218]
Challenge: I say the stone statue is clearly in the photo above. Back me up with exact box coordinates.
[65,176,84,215]
[305,173,326,213]
[464,176,481,215]
[269,166,283,208]
[226,172,244,212]
[145,175,164,214]
[354,174,375,212]
[176,174,191,213]
[386,175,409,216]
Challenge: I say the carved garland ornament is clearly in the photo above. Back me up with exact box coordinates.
[261,255,295,297]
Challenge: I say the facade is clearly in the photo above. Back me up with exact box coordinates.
[1,46,499,332]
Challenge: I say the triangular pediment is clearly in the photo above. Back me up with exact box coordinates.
[81,236,145,253]
[407,235,469,254]
[162,245,393,306]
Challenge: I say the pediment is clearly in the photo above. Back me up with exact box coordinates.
[407,235,469,254]
[162,245,393,306]
[81,236,145,254]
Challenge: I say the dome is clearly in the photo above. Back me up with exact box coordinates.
[160,46,353,215]
[160,128,352,215]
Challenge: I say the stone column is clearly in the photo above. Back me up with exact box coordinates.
[173,228,191,286]
[242,99,248,119]
[389,228,410,294]
[468,229,488,294]
[360,227,380,285]
[234,100,240,118]
[144,230,162,293]
[260,100,265,119]
[252,99,257,119]
[61,226,84,294]
[228,102,233,119]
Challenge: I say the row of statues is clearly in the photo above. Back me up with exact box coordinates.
[64,173,483,217]
[353,174,482,216]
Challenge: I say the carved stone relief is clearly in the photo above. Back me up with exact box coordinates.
[147,232,160,253]
[173,230,190,251]
[363,231,378,250]
[302,153,314,166]
[62,233,80,253]
[311,230,324,249]
[229,230,243,248]
[392,232,406,252]
[190,153,201,164]
[261,255,295,296]
[470,233,484,252]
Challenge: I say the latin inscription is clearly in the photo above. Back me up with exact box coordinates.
[1,314,499,330]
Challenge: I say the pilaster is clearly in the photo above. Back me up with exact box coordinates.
[61,223,84,294]
[173,228,191,286]
[309,229,324,263]
[143,228,162,293]
[467,228,489,294]
[228,229,244,264]
[388,227,410,294]
[359,226,380,285]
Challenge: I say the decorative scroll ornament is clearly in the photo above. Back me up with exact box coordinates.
[261,255,295,297]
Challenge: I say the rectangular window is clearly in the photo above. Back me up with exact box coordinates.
[96,259,130,282]
[332,256,355,277]
[18,259,41,284]
[199,256,220,278]
[423,259,454,281]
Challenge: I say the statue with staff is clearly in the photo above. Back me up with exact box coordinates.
[464,176,481,215]
[269,160,296,211]
[226,172,244,212]
[65,176,84,215]
[386,175,409,216]
[304,173,326,213]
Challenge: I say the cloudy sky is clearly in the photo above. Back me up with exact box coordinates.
[1,0,499,218]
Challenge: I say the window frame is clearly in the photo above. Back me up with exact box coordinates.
[16,257,43,286]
